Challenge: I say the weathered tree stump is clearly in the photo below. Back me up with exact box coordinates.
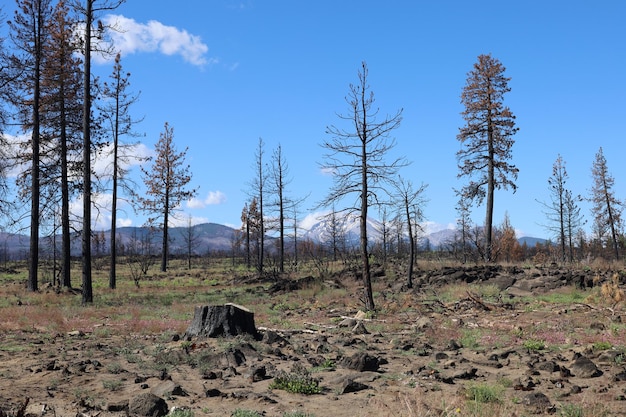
[184,303,259,339]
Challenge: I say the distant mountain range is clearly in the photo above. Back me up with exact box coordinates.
[0,217,546,260]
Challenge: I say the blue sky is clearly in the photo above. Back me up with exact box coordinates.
[6,0,626,239]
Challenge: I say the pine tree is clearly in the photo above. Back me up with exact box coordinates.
[457,54,519,262]
[139,122,197,272]
[590,147,622,260]
[7,0,54,292]
[40,0,83,288]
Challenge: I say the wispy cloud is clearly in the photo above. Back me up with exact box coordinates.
[99,14,214,67]
[187,191,227,209]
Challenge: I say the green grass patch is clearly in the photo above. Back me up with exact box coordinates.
[231,409,262,417]
[464,382,504,403]
[270,364,322,395]
[592,341,613,351]
[523,339,546,351]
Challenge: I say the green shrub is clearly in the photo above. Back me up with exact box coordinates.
[102,379,123,391]
[592,341,612,351]
[269,364,321,395]
[560,403,584,417]
[464,382,503,403]
[231,410,262,417]
[170,408,194,417]
[523,339,545,351]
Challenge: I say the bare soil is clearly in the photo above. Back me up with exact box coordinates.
[2,266,626,416]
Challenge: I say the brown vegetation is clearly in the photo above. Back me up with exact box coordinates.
[1,258,626,416]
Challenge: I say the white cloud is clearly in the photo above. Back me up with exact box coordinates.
[204,190,226,205]
[169,215,208,227]
[117,217,134,227]
[186,197,205,209]
[98,14,213,67]
[187,191,227,209]
[93,142,151,177]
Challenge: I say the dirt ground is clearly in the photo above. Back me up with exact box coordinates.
[2,267,626,417]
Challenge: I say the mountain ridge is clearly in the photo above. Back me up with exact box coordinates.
[0,219,547,259]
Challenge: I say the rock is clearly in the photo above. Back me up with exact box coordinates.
[205,388,224,397]
[340,353,383,372]
[150,380,187,397]
[447,340,462,350]
[534,360,560,373]
[570,354,602,378]
[522,391,554,414]
[340,378,369,394]
[262,330,289,346]
[247,365,267,382]
[106,401,128,412]
[184,304,259,339]
[197,348,247,370]
[128,393,168,417]
[338,318,357,328]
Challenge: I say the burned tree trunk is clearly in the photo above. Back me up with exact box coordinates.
[184,304,259,339]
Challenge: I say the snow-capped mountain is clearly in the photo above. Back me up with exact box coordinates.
[302,212,385,245]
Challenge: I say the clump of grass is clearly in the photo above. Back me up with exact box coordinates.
[231,409,262,417]
[106,362,123,374]
[464,382,504,403]
[592,341,613,351]
[169,408,194,417]
[282,412,315,417]
[269,364,321,395]
[460,329,482,350]
[523,339,545,351]
[560,403,584,417]
[310,358,335,372]
[102,379,123,391]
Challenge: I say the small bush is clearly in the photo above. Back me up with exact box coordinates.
[102,379,123,391]
[464,382,503,403]
[523,339,545,351]
[593,341,613,351]
[269,364,321,395]
[282,412,315,417]
[560,403,584,417]
[311,358,335,372]
[170,408,194,417]
[231,409,262,417]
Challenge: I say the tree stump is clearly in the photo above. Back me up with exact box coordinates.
[184,303,259,339]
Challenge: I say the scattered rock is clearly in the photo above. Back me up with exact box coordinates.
[338,318,357,328]
[106,400,128,412]
[262,330,289,346]
[340,378,369,394]
[128,393,168,417]
[150,380,187,397]
[205,388,224,398]
[247,365,268,382]
[340,353,384,372]
[522,391,554,414]
[570,354,602,378]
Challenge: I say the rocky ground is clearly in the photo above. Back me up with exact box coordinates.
[2,265,626,416]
